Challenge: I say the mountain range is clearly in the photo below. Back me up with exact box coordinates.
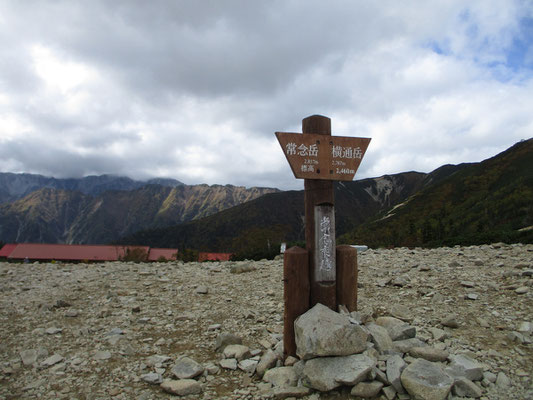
[341,138,533,248]
[1,138,532,255]
[0,173,184,204]
[0,175,278,244]
[118,138,533,258]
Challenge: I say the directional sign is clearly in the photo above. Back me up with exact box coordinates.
[275,132,371,181]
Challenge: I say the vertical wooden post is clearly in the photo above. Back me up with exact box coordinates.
[283,246,310,358]
[303,115,337,310]
[336,245,358,312]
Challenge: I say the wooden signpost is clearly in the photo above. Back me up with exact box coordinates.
[277,115,371,357]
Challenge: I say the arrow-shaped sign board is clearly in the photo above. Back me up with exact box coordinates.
[276,132,371,181]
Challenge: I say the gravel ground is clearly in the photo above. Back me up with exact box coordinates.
[0,243,532,399]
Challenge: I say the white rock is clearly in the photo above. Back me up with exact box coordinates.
[390,305,412,322]
[94,350,112,360]
[171,356,204,379]
[223,344,251,361]
[351,381,384,398]
[496,372,511,388]
[518,321,532,333]
[366,323,393,353]
[195,285,208,294]
[140,372,162,384]
[294,303,367,359]
[238,359,258,375]
[393,338,426,353]
[302,354,375,392]
[20,349,38,366]
[441,315,460,328]
[515,286,529,294]
[401,359,453,400]
[429,327,448,342]
[263,366,297,388]
[386,355,406,394]
[376,317,416,341]
[219,358,237,370]
[161,379,202,395]
[41,354,64,367]
[256,349,278,378]
[453,377,483,398]
[408,347,449,362]
[145,355,171,367]
[382,385,397,400]
[447,354,484,381]
[215,332,242,352]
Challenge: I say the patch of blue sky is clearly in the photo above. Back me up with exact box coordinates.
[426,40,450,56]
[424,15,532,84]
[491,17,533,83]
[505,17,533,71]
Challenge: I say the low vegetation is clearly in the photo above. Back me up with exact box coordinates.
[339,139,533,248]
[119,247,148,263]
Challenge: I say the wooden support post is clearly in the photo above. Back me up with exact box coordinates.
[303,115,336,310]
[336,245,358,312]
[283,246,310,358]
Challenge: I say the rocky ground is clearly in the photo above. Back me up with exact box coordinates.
[0,243,532,400]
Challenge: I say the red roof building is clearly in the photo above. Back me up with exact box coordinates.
[3,243,178,262]
[0,244,18,258]
[198,252,233,262]
[147,248,178,261]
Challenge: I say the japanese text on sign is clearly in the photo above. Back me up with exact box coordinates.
[286,143,319,157]
[319,215,334,272]
[285,143,363,159]
[275,131,371,181]
[314,204,336,282]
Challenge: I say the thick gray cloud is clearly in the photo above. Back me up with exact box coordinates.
[0,1,532,189]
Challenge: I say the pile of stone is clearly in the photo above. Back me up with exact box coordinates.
[142,302,509,399]
[234,303,514,400]
[281,303,493,399]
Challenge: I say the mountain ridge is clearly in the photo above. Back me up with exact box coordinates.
[0,173,185,204]
[0,182,278,244]
[117,167,464,257]
[118,139,532,258]
[339,138,533,247]
[1,139,531,253]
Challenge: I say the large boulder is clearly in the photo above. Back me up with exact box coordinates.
[294,303,368,360]
[302,354,375,392]
[401,359,453,400]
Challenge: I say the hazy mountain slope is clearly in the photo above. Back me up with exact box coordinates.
[0,184,278,244]
[0,173,184,204]
[0,189,89,244]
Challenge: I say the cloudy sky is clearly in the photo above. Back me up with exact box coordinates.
[1,1,532,190]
